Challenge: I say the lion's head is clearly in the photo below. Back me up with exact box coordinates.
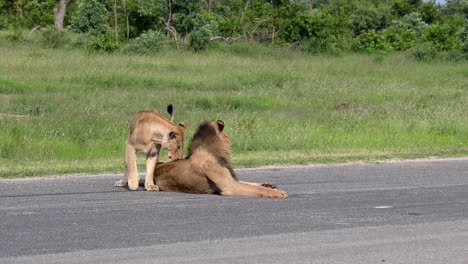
[165,122,187,160]
[188,120,231,165]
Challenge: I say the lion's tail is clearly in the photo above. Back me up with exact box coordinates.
[167,104,174,122]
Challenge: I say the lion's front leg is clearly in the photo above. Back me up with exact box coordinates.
[144,151,160,191]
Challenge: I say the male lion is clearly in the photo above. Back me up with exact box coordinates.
[115,105,187,191]
[153,120,288,198]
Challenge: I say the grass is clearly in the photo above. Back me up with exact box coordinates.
[0,42,467,178]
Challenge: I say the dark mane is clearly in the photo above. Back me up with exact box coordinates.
[188,122,216,153]
[187,122,237,180]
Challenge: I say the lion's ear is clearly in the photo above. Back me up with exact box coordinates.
[168,131,177,139]
[178,122,187,130]
[217,120,224,132]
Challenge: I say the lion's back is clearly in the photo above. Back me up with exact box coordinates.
[154,159,217,194]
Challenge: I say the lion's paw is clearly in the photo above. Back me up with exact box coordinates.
[115,180,127,187]
[279,190,288,198]
[260,182,278,189]
[145,184,160,192]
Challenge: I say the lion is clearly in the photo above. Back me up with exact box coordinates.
[152,120,288,198]
[115,104,187,191]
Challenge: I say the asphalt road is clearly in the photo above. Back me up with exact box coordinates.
[0,158,467,263]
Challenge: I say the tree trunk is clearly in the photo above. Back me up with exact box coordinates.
[206,0,212,12]
[54,0,70,29]
[122,0,129,39]
[113,0,118,41]
[165,0,179,49]
[309,0,315,10]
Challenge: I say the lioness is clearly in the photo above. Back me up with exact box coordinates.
[115,105,187,191]
[153,120,288,198]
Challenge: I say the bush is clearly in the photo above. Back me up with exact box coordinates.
[350,5,392,35]
[39,27,69,48]
[406,42,439,61]
[439,49,467,61]
[122,30,167,54]
[2,29,25,42]
[459,20,468,54]
[421,23,461,51]
[68,32,91,50]
[383,26,416,51]
[188,24,214,51]
[393,12,428,36]
[296,11,351,54]
[70,0,109,35]
[86,31,119,53]
[352,30,393,53]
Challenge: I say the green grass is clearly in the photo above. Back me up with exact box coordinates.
[0,43,467,178]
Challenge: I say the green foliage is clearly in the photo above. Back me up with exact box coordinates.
[392,12,428,36]
[2,29,25,42]
[86,30,119,53]
[122,29,166,54]
[417,1,440,24]
[297,11,352,54]
[421,23,461,51]
[350,4,392,35]
[188,22,218,51]
[460,20,468,54]
[406,42,439,61]
[70,0,109,35]
[441,0,468,18]
[0,0,466,57]
[391,0,423,17]
[23,0,56,28]
[352,30,393,54]
[38,26,69,48]
[383,26,416,51]
[138,0,166,17]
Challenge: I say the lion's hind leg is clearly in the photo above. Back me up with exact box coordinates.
[237,181,286,198]
[260,183,278,189]
[206,169,287,198]
[125,141,140,191]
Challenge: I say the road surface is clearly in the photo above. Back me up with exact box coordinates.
[0,158,467,263]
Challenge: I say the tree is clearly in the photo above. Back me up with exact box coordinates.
[350,4,392,35]
[54,0,71,29]
[122,0,129,39]
[70,0,108,34]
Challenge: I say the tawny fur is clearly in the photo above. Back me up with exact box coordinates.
[115,105,187,191]
[153,120,287,198]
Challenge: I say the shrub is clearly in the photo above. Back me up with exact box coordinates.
[122,30,167,54]
[3,29,25,42]
[459,20,468,54]
[188,24,214,51]
[39,26,69,48]
[211,40,274,57]
[86,31,119,53]
[421,23,461,51]
[297,11,352,54]
[350,5,392,35]
[397,12,428,36]
[68,32,92,50]
[382,26,416,51]
[352,30,393,53]
[70,0,109,35]
[406,42,439,61]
